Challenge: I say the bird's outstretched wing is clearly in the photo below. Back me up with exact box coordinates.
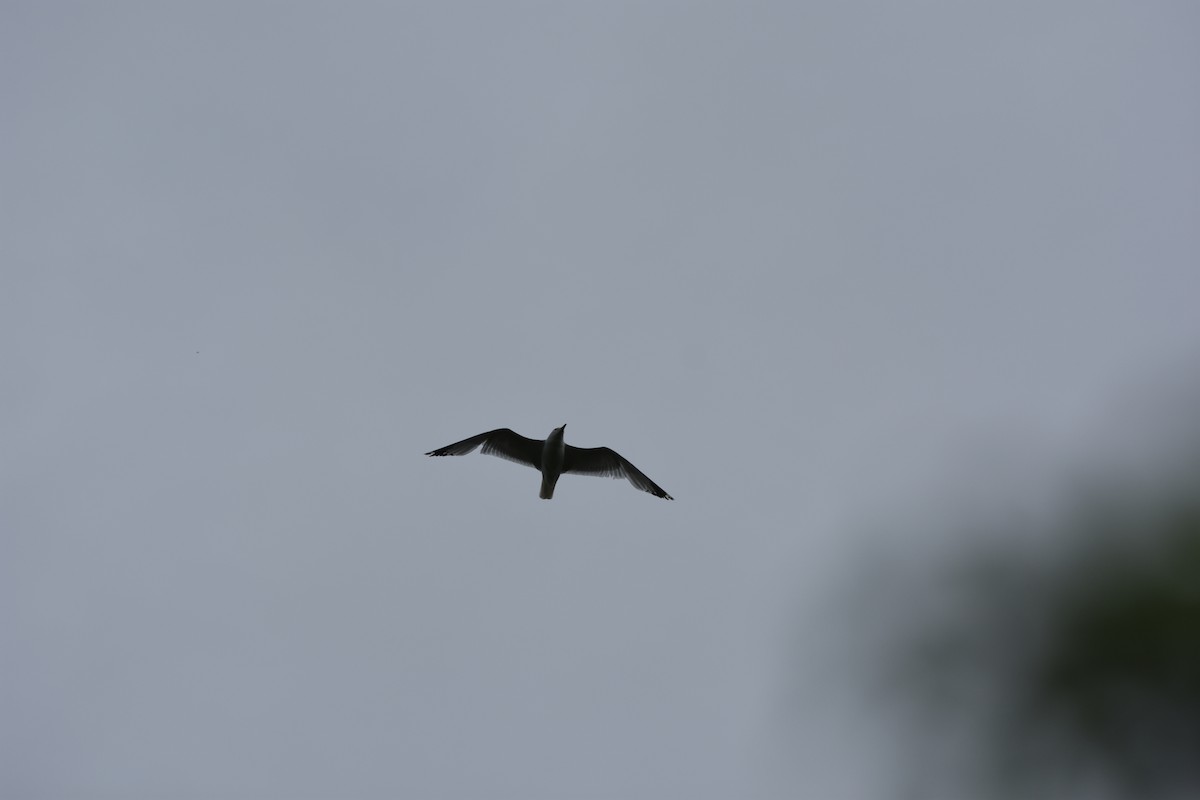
[562,445,673,500]
[425,428,543,470]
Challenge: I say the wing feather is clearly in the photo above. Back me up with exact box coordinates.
[426,429,543,470]
[562,445,673,500]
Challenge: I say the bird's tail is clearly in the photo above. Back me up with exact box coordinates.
[540,474,557,499]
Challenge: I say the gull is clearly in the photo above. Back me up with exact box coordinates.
[425,425,673,500]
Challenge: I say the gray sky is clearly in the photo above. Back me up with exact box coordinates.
[4,2,1199,798]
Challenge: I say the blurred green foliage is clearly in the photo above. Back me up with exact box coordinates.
[1009,494,1200,795]
[878,455,1200,798]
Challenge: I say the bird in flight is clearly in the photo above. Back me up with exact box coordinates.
[426,425,673,500]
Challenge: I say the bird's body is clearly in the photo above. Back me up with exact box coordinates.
[425,425,673,500]
[539,425,566,499]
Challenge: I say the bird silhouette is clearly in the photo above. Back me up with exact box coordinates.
[426,425,673,500]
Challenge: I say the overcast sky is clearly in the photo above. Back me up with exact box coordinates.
[4,2,1199,798]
